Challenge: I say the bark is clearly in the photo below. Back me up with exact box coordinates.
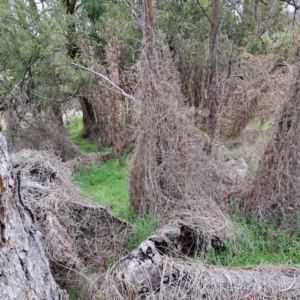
[108,222,300,300]
[0,133,68,300]
[142,0,157,75]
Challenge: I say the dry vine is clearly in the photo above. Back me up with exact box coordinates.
[243,61,300,224]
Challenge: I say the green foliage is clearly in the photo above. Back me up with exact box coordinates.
[0,0,88,108]
[81,0,106,24]
[205,215,300,266]
[66,280,87,300]
[65,117,99,153]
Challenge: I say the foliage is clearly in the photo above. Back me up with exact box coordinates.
[0,0,87,108]
[81,0,106,24]
[124,212,159,252]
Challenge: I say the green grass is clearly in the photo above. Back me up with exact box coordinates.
[205,216,300,267]
[74,157,129,219]
[124,212,159,252]
[67,115,159,253]
[74,157,159,251]
[65,117,99,153]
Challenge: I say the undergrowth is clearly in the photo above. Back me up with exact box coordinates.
[205,215,300,267]
[65,117,99,153]
[73,159,159,252]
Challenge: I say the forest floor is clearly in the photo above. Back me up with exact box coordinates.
[66,117,300,268]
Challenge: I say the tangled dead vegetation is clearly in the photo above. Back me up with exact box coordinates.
[107,237,300,300]
[243,62,300,224]
[10,149,129,292]
[129,42,236,251]
[4,85,81,161]
[219,53,291,138]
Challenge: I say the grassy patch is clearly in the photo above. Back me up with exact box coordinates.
[74,157,129,219]
[205,216,300,266]
[65,117,99,153]
[124,212,159,252]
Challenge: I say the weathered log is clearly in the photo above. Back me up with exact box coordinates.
[0,133,68,300]
[107,238,300,300]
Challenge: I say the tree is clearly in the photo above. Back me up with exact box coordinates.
[0,0,82,158]
[206,0,220,139]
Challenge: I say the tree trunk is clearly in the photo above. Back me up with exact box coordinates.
[0,133,68,300]
[79,97,98,139]
[206,0,220,140]
[62,0,98,139]
[107,221,300,299]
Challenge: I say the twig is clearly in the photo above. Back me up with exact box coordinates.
[71,62,141,107]
[280,275,296,292]
[196,0,213,26]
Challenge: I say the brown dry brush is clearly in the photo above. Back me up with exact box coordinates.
[219,53,290,138]
[128,40,236,246]
[10,149,129,295]
[5,86,80,160]
[79,35,137,153]
[176,38,208,109]
[243,62,300,224]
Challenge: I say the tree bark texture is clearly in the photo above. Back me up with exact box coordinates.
[0,133,68,300]
[107,223,300,300]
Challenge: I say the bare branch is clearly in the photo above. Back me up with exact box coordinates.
[196,0,213,26]
[71,62,141,107]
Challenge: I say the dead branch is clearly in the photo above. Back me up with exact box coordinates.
[71,62,141,107]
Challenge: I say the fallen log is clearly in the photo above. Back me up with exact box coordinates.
[0,133,68,300]
[107,238,300,300]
